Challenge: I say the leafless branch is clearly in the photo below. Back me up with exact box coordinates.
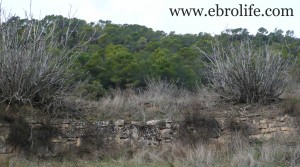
[0,8,96,113]
[202,40,293,104]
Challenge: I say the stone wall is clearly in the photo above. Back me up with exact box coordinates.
[248,115,299,141]
[0,114,299,156]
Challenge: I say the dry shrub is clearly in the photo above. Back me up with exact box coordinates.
[32,124,60,154]
[284,96,300,117]
[75,123,118,160]
[0,8,95,114]
[226,117,252,136]
[201,40,293,104]
[178,111,220,145]
[6,116,31,152]
[5,115,60,156]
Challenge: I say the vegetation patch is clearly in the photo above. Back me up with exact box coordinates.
[178,111,220,145]
[75,123,118,160]
[226,117,252,136]
[284,97,300,117]
[6,116,31,152]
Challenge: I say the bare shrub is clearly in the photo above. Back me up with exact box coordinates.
[0,9,93,113]
[178,111,220,145]
[201,40,293,104]
[6,116,31,152]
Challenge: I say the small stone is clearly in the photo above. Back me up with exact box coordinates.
[260,119,267,124]
[267,123,275,128]
[165,119,172,123]
[240,117,248,121]
[261,127,280,134]
[280,127,292,131]
[132,127,139,139]
[166,123,172,129]
[103,121,110,126]
[146,120,161,126]
[268,121,286,128]
[275,116,286,122]
[161,129,173,139]
[131,121,141,125]
[165,139,171,143]
[76,138,81,147]
[259,123,268,129]
[114,119,125,126]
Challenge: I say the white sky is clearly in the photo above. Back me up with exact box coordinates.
[1,0,300,37]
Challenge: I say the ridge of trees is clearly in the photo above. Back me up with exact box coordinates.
[5,15,300,100]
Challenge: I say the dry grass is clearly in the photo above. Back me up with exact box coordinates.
[72,80,218,121]
[282,83,300,117]
[4,139,300,167]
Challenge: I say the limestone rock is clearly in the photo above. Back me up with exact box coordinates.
[259,123,268,129]
[94,121,110,127]
[114,119,125,126]
[165,119,172,123]
[261,127,280,134]
[146,120,161,126]
[259,119,267,124]
[51,136,66,143]
[166,123,172,129]
[275,116,286,122]
[131,121,141,126]
[132,127,139,139]
[280,127,293,132]
[161,129,173,139]
[268,122,286,128]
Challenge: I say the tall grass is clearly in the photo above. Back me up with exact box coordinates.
[75,80,218,121]
[6,135,300,167]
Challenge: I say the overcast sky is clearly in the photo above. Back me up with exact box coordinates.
[2,0,300,37]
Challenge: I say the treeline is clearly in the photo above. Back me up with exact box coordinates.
[6,15,300,99]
